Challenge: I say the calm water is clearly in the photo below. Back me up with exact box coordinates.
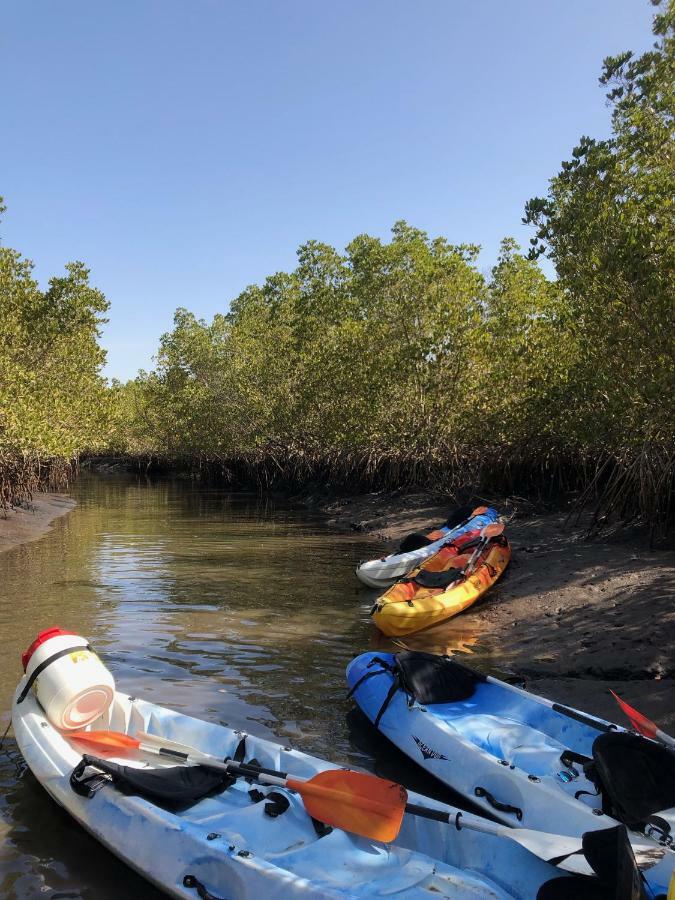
[0,476,487,899]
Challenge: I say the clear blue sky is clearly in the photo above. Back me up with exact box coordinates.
[1,1,655,381]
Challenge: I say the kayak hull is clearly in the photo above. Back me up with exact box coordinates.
[346,651,675,896]
[356,509,499,589]
[13,679,572,899]
[372,540,511,636]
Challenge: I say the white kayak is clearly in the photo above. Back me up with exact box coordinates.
[356,507,499,590]
[11,676,612,900]
[347,651,675,897]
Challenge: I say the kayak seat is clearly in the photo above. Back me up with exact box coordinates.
[441,712,570,776]
[71,753,234,811]
[395,651,487,705]
[411,568,463,589]
[588,731,675,829]
[398,532,435,553]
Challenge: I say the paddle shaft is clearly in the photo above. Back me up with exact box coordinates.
[138,742,398,816]
[654,728,675,751]
[135,734,547,847]
[137,733,513,833]
[115,731,649,871]
[460,522,504,577]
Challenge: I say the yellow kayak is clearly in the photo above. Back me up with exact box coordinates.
[371,537,511,637]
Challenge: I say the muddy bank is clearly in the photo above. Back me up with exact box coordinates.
[0,493,76,555]
[324,491,675,730]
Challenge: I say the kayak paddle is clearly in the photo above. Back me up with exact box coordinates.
[68,729,406,841]
[67,729,664,874]
[610,691,675,751]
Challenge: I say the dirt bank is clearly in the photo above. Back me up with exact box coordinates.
[324,491,675,730]
[0,493,76,555]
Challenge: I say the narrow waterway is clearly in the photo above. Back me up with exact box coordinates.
[0,476,485,898]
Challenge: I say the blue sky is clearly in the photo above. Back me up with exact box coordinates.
[2,1,656,381]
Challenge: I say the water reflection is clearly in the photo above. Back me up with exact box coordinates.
[0,476,491,897]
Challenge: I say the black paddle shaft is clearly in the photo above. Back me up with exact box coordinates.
[405,802,456,826]
[157,747,288,780]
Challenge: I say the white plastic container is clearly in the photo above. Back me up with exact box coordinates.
[21,628,115,730]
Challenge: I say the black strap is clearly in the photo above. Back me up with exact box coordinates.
[346,657,393,700]
[263,790,290,818]
[561,749,593,768]
[70,757,111,798]
[374,679,401,729]
[546,848,584,867]
[18,644,92,704]
[311,816,333,837]
[232,736,246,762]
[644,814,672,844]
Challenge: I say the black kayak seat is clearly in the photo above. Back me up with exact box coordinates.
[410,567,464,589]
[398,532,434,553]
[71,753,233,811]
[443,505,475,529]
[536,824,647,900]
[589,730,675,829]
[395,651,487,705]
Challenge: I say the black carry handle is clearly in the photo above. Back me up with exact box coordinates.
[474,786,523,821]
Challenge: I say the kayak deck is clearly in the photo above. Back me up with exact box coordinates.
[13,681,568,899]
[346,652,675,896]
[372,540,511,636]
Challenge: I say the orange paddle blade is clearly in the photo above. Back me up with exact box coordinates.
[287,770,407,843]
[610,691,658,740]
[482,522,504,539]
[471,506,489,516]
[68,730,141,751]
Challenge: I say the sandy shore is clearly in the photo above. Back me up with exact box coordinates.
[323,491,675,729]
[0,493,76,555]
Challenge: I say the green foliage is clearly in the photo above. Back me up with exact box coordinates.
[524,0,674,527]
[0,200,110,504]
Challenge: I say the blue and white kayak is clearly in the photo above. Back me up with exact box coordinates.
[346,651,675,897]
[11,676,599,900]
[356,507,499,590]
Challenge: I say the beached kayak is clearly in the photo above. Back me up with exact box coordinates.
[356,506,499,589]
[371,534,511,636]
[346,650,675,896]
[12,676,607,899]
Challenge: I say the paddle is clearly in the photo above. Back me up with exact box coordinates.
[396,506,489,555]
[610,691,675,751]
[461,521,504,575]
[67,729,664,874]
[68,729,406,841]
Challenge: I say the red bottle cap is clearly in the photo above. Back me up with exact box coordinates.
[21,627,77,671]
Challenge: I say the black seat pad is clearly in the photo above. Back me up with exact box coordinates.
[591,730,675,826]
[72,753,233,811]
[398,531,434,553]
[412,567,463,589]
[395,651,486,705]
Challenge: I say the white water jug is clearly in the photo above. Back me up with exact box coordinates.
[21,627,115,730]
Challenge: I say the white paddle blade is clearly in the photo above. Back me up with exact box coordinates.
[508,828,664,876]
[505,828,596,876]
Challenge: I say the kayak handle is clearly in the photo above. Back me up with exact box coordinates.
[474,786,523,821]
[183,874,225,900]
